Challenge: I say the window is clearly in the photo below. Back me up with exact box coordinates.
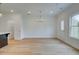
[61,20,64,31]
[70,15,79,39]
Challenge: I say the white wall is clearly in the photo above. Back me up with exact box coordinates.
[0,14,22,40]
[22,16,57,38]
[56,4,79,49]
[0,13,57,39]
[0,15,10,33]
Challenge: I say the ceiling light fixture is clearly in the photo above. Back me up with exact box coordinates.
[50,11,53,14]
[0,13,2,17]
[10,10,14,13]
[39,10,42,19]
[27,11,31,14]
[39,10,44,22]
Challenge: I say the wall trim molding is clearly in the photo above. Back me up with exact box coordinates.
[22,36,56,39]
[14,36,57,40]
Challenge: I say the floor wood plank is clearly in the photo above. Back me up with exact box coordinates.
[0,38,79,55]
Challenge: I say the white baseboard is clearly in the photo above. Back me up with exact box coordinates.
[56,36,79,50]
[22,36,56,39]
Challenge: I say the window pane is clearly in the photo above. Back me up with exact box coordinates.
[70,15,79,39]
[70,27,79,39]
[72,18,79,26]
[61,20,64,31]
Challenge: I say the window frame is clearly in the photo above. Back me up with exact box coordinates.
[69,14,79,39]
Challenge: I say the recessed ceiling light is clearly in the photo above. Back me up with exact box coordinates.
[50,11,53,14]
[27,11,31,14]
[10,10,14,13]
[0,13,2,17]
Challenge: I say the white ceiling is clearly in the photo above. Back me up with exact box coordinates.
[0,3,71,18]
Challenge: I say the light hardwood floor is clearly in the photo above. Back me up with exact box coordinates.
[0,38,79,55]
